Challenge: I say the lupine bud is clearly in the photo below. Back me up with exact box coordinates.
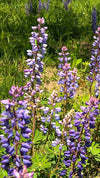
[25,4,29,15]
[92,7,97,33]
[29,1,33,13]
[38,0,42,12]
[46,0,50,11]
[63,0,72,10]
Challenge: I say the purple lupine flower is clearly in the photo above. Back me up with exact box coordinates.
[55,107,61,113]
[0,86,32,176]
[24,17,47,106]
[58,46,79,103]
[9,85,24,98]
[40,125,48,134]
[92,7,97,33]
[13,166,34,178]
[59,143,63,150]
[37,17,45,24]
[86,97,99,107]
[52,138,60,147]
[46,0,50,11]
[95,74,100,98]
[23,18,48,157]
[63,0,72,10]
[87,27,100,96]
[29,1,33,13]
[38,0,49,12]
[60,169,67,176]
[54,114,60,120]
[25,4,29,15]
[39,90,63,147]
[38,0,42,12]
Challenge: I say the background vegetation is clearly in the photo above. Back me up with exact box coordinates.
[0,0,100,100]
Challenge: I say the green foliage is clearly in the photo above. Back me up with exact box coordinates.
[30,151,51,178]
[72,92,90,111]
[89,142,100,162]
[71,56,82,69]
[34,129,46,144]
[0,167,7,178]
[0,56,26,99]
[32,152,51,170]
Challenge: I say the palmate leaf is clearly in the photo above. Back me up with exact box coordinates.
[31,152,51,170]
[34,129,46,144]
[89,142,100,161]
[45,144,61,158]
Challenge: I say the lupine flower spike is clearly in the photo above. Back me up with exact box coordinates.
[29,1,33,13]
[24,17,48,155]
[0,86,32,177]
[58,46,79,114]
[92,7,97,33]
[87,27,100,97]
[40,91,61,142]
[63,0,72,10]
[25,4,29,15]
[60,97,99,177]
[38,0,49,12]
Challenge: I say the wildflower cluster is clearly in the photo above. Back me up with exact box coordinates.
[24,17,48,104]
[25,1,33,15]
[25,0,50,15]
[58,46,79,101]
[40,91,61,138]
[52,108,75,150]
[40,46,79,153]
[60,97,99,177]
[0,17,48,178]
[0,86,32,177]
[24,17,48,154]
[0,17,100,178]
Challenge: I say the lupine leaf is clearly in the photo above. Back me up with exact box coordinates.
[34,129,46,144]
[89,142,100,161]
